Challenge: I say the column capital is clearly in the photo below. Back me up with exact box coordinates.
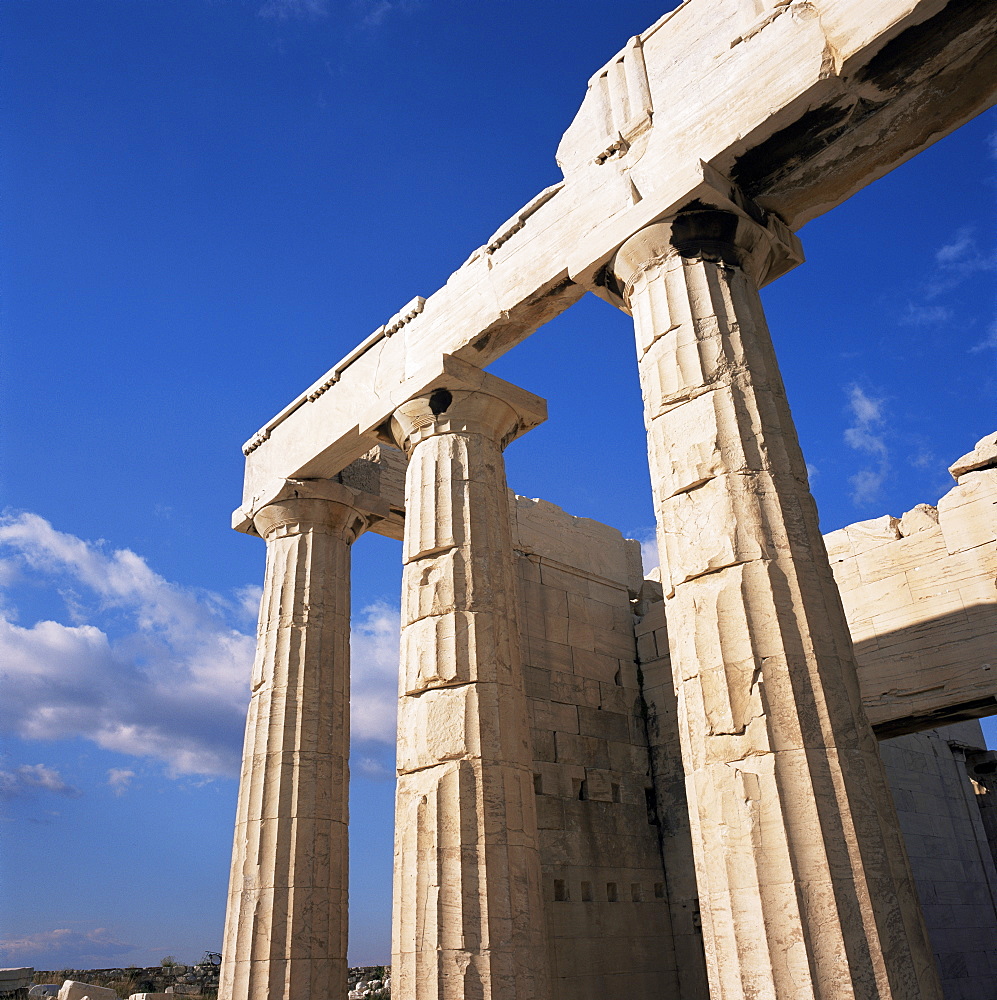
[386,362,547,455]
[611,206,802,307]
[241,478,390,541]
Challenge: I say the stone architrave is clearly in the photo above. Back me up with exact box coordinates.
[219,480,387,1000]
[611,210,942,999]
[387,374,550,1000]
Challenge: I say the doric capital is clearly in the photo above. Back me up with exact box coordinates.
[388,387,524,454]
[384,363,546,455]
[232,479,391,541]
[611,208,799,306]
[247,479,386,542]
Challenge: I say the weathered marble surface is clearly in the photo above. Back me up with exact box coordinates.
[238,0,997,503]
[826,447,997,738]
[220,482,386,1000]
[614,210,941,999]
[388,375,550,1000]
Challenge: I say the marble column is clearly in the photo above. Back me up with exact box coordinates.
[220,481,380,1000]
[388,378,550,1000]
[612,211,942,1000]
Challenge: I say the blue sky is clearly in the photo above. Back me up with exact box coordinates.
[1,0,994,972]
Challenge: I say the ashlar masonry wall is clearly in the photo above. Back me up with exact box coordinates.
[823,445,997,737]
[879,722,997,1000]
[509,496,678,1000]
[631,435,997,1000]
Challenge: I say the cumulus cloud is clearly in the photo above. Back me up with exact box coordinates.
[107,768,136,796]
[350,601,399,745]
[0,513,255,778]
[0,927,135,968]
[638,534,660,574]
[843,385,890,505]
[0,514,400,780]
[0,764,81,800]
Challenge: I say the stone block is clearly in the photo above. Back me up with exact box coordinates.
[572,648,620,684]
[555,732,611,769]
[58,984,118,1000]
[578,705,630,743]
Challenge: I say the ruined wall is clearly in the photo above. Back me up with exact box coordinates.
[510,497,678,1000]
[634,582,710,1000]
[879,721,997,1000]
[629,434,997,1000]
[824,438,997,737]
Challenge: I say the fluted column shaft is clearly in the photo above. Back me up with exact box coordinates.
[613,212,941,1000]
[220,488,372,1000]
[389,386,550,1000]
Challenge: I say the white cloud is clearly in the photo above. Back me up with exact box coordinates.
[0,927,135,968]
[107,768,136,796]
[0,763,81,800]
[935,228,975,267]
[639,535,660,574]
[0,513,399,780]
[0,513,255,778]
[258,0,328,19]
[353,755,394,781]
[350,601,399,745]
[898,302,952,327]
[843,384,890,505]
[969,320,997,355]
[924,226,997,299]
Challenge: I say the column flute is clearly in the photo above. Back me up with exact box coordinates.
[388,370,551,1000]
[612,209,942,1000]
[220,480,385,1000]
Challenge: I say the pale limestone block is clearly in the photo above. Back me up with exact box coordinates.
[390,378,550,1000]
[900,503,940,537]
[58,985,117,1000]
[240,0,997,509]
[513,495,634,588]
[615,214,941,1000]
[527,636,574,673]
[949,431,997,480]
[571,648,619,684]
[938,470,997,555]
[220,491,369,1000]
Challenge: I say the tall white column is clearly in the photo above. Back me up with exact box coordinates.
[612,211,942,1000]
[388,379,551,1000]
[220,481,378,1000]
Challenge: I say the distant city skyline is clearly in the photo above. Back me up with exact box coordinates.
[1,0,995,970]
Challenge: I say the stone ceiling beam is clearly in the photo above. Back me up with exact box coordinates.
[239,0,997,508]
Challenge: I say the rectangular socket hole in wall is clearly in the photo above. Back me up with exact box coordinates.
[614,666,622,686]
[654,882,665,899]
[581,881,593,902]
[554,879,568,902]
[645,787,658,824]
[607,882,619,902]
[611,782,621,803]
[577,779,588,801]
[533,773,542,795]
[631,883,642,903]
